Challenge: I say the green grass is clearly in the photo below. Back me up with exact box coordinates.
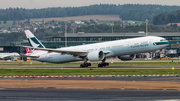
[110,62,180,66]
[0,61,180,66]
[0,19,27,29]
[132,59,180,61]
[0,21,13,29]
[0,69,179,76]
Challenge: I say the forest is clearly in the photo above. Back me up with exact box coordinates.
[1,4,180,21]
[76,24,180,33]
[153,10,180,25]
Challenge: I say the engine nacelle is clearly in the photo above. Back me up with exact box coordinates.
[118,54,136,61]
[87,50,104,61]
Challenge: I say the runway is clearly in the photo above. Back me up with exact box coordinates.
[1,65,180,69]
[0,88,180,101]
[1,65,180,101]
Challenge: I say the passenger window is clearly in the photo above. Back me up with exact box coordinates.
[160,39,166,41]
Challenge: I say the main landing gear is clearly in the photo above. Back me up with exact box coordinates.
[98,62,109,67]
[80,63,91,68]
[79,58,109,68]
[80,58,91,68]
[98,58,109,67]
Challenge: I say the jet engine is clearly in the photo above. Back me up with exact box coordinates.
[118,54,136,61]
[87,50,104,61]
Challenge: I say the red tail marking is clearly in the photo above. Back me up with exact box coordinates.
[25,45,32,53]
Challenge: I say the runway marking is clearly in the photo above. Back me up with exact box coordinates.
[0,75,177,78]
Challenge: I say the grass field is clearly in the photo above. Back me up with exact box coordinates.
[131,59,180,61]
[0,60,180,76]
[0,69,179,76]
[115,61,177,66]
[0,21,13,29]
[0,61,179,66]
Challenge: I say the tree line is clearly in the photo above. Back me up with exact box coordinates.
[76,24,180,33]
[1,4,180,22]
[153,10,180,25]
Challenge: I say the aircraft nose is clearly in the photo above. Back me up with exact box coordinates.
[166,41,170,46]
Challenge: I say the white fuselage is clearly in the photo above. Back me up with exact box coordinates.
[29,36,169,63]
[0,53,20,59]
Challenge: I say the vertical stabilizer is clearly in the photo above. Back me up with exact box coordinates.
[24,30,46,48]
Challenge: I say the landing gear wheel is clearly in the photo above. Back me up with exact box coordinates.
[80,63,91,68]
[98,64,102,67]
[98,62,109,67]
[80,64,85,68]
[105,63,109,66]
[88,63,91,66]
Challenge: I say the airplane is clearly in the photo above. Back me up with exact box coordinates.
[25,45,42,56]
[25,45,32,54]
[24,30,170,67]
[0,53,20,60]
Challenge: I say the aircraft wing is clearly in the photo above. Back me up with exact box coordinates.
[24,46,111,57]
[25,46,88,56]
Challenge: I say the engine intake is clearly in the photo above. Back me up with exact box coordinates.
[118,54,136,61]
[87,50,104,61]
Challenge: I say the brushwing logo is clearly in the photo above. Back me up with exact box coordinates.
[26,47,30,53]
[29,38,40,48]
[26,46,32,53]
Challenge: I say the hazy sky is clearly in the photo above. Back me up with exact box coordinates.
[1,0,180,9]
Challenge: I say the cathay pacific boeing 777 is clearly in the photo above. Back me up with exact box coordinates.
[24,30,169,67]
